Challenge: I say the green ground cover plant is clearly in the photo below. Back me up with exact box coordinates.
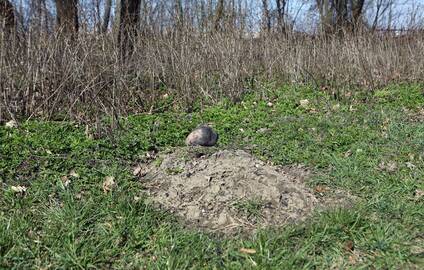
[1,84,423,269]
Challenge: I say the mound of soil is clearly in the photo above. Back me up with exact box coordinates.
[139,148,352,233]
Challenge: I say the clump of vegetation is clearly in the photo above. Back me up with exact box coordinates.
[1,0,424,124]
[233,198,265,219]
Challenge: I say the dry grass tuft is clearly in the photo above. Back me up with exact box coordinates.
[1,28,423,123]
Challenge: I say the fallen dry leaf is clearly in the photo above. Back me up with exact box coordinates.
[69,170,79,178]
[414,189,424,199]
[239,248,256,255]
[133,164,148,177]
[347,250,364,265]
[332,104,340,110]
[5,120,18,128]
[344,150,353,157]
[308,107,319,114]
[85,125,94,139]
[61,176,71,187]
[348,254,357,265]
[257,127,271,133]
[146,151,157,160]
[386,161,398,172]
[405,162,416,169]
[103,176,116,193]
[343,240,355,252]
[378,161,398,173]
[133,165,142,176]
[411,243,424,255]
[299,99,310,108]
[75,192,84,200]
[11,185,27,194]
[382,118,390,130]
[314,185,328,193]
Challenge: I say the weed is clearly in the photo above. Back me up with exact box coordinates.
[232,198,265,219]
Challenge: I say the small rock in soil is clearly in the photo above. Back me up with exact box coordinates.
[186,125,218,147]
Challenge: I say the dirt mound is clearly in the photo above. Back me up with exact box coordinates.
[139,148,352,233]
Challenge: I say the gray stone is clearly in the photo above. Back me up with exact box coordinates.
[185,125,218,147]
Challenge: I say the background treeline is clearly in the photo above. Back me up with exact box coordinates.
[0,0,423,124]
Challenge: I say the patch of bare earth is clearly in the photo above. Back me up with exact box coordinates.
[137,148,353,234]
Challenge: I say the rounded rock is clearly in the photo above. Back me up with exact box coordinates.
[186,125,218,147]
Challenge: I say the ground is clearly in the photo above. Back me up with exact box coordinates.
[141,148,353,234]
[0,84,423,269]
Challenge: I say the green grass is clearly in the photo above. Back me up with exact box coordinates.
[232,198,265,219]
[1,84,423,269]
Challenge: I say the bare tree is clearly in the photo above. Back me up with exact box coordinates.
[275,0,288,33]
[198,0,207,31]
[353,0,366,25]
[262,0,271,32]
[55,0,78,36]
[116,0,141,60]
[174,0,184,30]
[101,0,112,33]
[316,0,331,33]
[316,0,366,34]
[370,0,394,31]
[214,0,224,31]
[0,0,15,32]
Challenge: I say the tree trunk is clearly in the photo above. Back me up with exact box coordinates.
[41,0,51,33]
[334,0,349,32]
[174,0,183,31]
[316,0,332,34]
[262,0,271,33]
[275,0,287,33]
[55,0,78,37]
[101,0,112,33]
[116,0,141,60]
[199,0,206,31]
[316,0,365,34]
[29,0,52,33]
[0,0,15,32]
[214,0,224,31]
[352,0,365,26]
